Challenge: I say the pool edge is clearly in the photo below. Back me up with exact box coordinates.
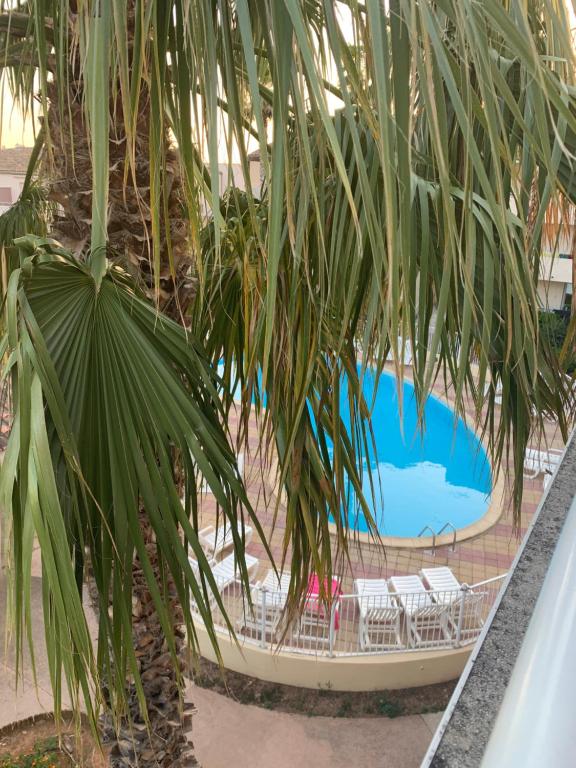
[338,473,505,549]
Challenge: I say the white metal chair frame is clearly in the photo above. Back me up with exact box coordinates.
[189,552,259,610]
[296,578,342,647]
[390,576,451,648]
[420,567,486,642]
[240,571,291,642]
[354,580,403,650]
[197,521,253,560]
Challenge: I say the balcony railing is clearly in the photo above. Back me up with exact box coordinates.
[193,575,506,658]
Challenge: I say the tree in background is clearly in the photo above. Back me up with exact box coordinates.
[0,1,575,766]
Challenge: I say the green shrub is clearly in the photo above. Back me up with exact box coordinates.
[538,311,576,373]
[376,698,402,718]
[539,311,568,350]
[0,737,67,768]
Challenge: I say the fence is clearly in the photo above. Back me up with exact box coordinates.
[192,573,507,658]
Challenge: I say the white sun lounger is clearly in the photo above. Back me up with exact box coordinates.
[189,552,259,609]
[296,577,342,647]
[354,579,403,650]
[386,337,413,366]
[484,380,503,405]
[198,522,253,559]
[241,569,292,640]
[523,447,563,479]
[183,452,245,496]
[420,567,485,640]
[389,574,450,648]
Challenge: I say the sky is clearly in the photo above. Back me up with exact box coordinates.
[1,90,35,148]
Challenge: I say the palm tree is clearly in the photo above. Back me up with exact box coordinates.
[0,1,576,766]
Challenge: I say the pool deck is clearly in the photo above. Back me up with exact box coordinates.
[197,366,561,591]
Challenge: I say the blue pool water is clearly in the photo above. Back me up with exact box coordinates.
[331,370,492,537]
[220,363,491,538]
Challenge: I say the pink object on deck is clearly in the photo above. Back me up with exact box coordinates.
[306,575,342,630]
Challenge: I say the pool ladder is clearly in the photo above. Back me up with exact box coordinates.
[417,521,457,554]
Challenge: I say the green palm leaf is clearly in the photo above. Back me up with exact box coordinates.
[1,234,262,728]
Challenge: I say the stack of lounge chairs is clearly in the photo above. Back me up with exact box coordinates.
[354,578,403,650]
[189,551,259,609]
[523,446,563,480]
[241,569,292,639]
[198,521,253,559]
[355,566,486,649]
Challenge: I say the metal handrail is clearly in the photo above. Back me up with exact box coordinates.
[417,525,437,553]
[437,521,457,551]
[418,521,457,554]
[197,574,506,659]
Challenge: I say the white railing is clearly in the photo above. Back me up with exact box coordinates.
[193,574,507,658]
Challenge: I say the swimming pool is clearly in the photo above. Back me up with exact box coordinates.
[220,362,492,539]
[332,369,492,538]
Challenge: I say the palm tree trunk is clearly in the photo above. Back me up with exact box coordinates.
[44,68,194,316]
[98,517,197,767]
[43,17,198,768]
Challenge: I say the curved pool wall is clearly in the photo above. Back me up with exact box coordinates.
[331,369,492,538]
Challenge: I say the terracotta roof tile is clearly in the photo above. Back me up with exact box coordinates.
[0,146,33,174]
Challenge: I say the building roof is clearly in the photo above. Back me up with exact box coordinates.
[0,145,33,174]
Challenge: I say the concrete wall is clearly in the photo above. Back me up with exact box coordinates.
[196,624,471,691]
[537,279,567,310]
[425,432,576,767]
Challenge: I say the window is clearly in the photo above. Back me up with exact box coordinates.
[0,187,12,204]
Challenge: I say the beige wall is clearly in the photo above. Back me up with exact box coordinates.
[0,171,24,212]
[539,254,572,285]
[196,625,470,691]
[537,279,567,310]
[217,162,262,197]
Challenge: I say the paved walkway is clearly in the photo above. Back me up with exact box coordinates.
[0,574,439,767]
[193,686,440,768]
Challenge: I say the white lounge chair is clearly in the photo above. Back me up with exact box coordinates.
[389,574,450,648]
[296,576,342,647]
[523,447,563,479]
[197,522,253,559]
[183,452,245,496]
[241,569,292,640]
[386,337,413,366]
[189,552,259,609]
[420,567,485,640]
[484,380,503,405]
[354,578,403,650]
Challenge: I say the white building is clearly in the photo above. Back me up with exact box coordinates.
[537,253,573,310]
[217,152,262,197]
[538,205,574,311]
[0,146,32,213]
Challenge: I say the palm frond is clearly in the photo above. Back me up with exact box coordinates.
[1,235,261,727]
